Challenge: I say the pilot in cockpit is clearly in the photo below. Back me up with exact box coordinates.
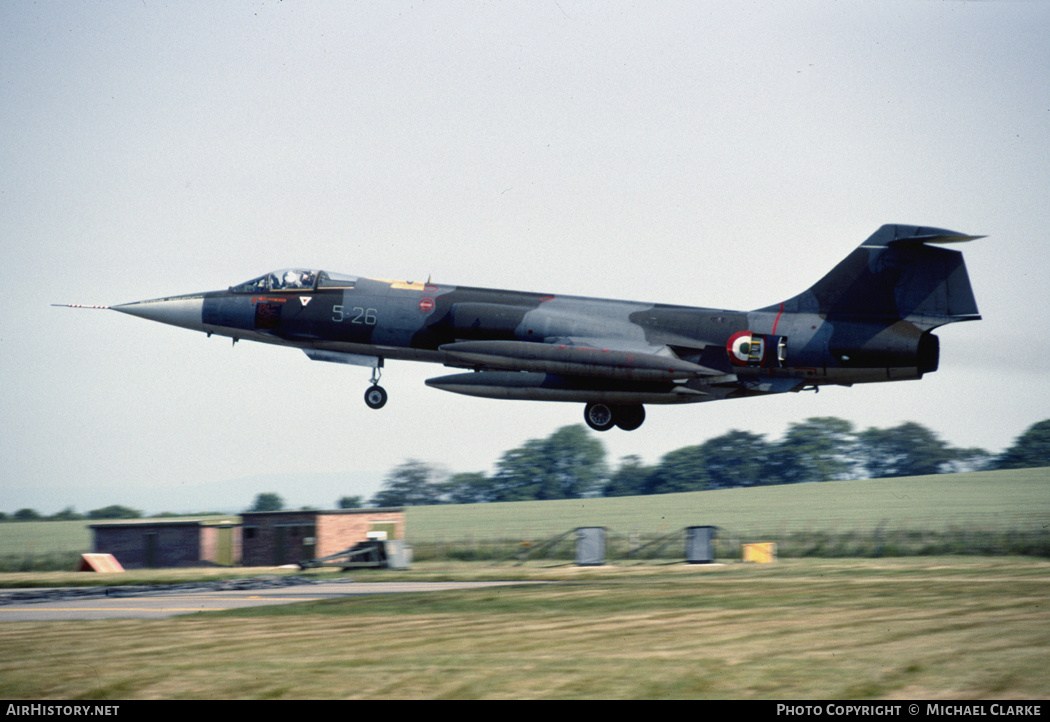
[279,270,315,290]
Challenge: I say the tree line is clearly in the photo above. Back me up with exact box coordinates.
[7,419,1047,519]
[0,504,149,523]
[367,418,1050,507]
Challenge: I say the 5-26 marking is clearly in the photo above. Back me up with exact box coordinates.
[332,305,378,325]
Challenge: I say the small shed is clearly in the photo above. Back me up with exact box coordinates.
[90,517,241,569]
[240,508,405,566]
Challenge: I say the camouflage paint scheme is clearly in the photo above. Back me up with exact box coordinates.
[100,224,981,431]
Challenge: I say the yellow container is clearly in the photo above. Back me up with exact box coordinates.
[742,543,777,563]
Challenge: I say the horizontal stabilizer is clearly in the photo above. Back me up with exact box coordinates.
[864,224,985,248]
[439,340,720,381]
[892,232,985,245]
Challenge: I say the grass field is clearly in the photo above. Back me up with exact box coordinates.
[2,470,1045,698]
[0,520,94,555]
[405,468,1050,541]
[1,557,1047,699]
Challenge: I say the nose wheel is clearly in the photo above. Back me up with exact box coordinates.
[363,360,387,409]
[364,384,388,409]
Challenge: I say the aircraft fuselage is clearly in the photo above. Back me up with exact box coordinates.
[85,224,981,431]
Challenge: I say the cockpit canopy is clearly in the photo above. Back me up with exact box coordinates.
[229,269,357,293]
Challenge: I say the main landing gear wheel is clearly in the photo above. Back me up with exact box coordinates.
[364,385,388,409]
[613,404,645,431]
[584,402,615,431]
[584,403,646,432]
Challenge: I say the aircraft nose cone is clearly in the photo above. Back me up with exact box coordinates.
[112,294,205,332]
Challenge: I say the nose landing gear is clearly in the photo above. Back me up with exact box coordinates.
[364,360,387,409]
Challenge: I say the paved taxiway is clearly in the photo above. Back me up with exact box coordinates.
[0,580,534,621]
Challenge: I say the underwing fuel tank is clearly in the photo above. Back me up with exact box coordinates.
[439,340,718,381]
[425,370,708,404]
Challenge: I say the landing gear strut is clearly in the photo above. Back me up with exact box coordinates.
[364,360,387,409]
[584,403,645,432]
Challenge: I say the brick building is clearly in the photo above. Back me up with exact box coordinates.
[89,509,405,569]
[240,508,405,566]
[90,518,241,569]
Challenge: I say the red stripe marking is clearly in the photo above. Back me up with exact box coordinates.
[771,302,784,334]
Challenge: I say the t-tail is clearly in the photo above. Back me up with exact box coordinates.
[771,224,982,327]
[757,224,982,382]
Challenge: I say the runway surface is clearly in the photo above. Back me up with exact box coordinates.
[0,579,535,621]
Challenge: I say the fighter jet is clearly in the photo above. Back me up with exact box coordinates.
[59,224,981,432]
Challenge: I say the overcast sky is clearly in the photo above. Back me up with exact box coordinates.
[3,1,1048,515]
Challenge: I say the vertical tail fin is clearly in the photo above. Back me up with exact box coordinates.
[770,224,982,329]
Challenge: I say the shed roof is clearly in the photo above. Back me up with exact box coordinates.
[89,515,239,529]
[240,508,403,518]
